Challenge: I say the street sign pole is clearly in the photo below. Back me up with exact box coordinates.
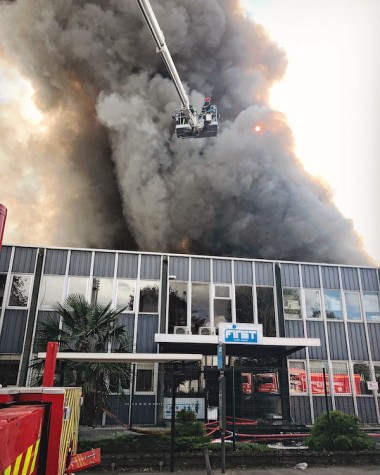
[218,343,226,473]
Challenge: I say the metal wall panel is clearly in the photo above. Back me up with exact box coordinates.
[136,314,158,353]
[140,255,161,280]
[301,265,320,288]
[356,397,378,423]
[313,396,332,419]
[348,323,369,360]
[307,321,327,359]
[367,323,380,361]
[12,247,37,273]
[360,268,379,291]
[321,266,340,289]
[233,261,253,285]
[289,396,312,425]
[43,249,68,275]
[118,314,135,345]
[191,258,210,282]
[213,260,232,283]
[285,320,306,359]
[0,246,12,272]
[169,256,189,281]
[117,253,138,278]
[341,267,360,291]
[0,310,28,353]
[280,263,300,287]
[93,252,115,278]
[327,322,348,360]
[132,395,156,424]
[107,396,130,425]
[68,251,92,276]
[255,262,274,286]
[335,396,355,415]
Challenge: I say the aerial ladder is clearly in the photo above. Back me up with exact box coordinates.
[136,0,218,139]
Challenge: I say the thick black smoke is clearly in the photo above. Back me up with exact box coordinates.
[0,0,371,264]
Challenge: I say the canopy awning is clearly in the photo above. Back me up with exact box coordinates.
[37,352,203,363]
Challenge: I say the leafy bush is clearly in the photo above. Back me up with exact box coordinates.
[307,410,374,451]
[176,409,206,437]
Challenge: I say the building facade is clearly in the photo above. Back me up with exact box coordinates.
[0,245,380,426]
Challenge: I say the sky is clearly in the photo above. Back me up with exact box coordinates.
[241,0,380,264]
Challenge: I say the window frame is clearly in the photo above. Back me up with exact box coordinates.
[116,279,136,313]
[323,289,343,320]
[288,359,308,395]
[7,273,33,309]
[138,279,160,314]
[344,291,363,322]
[283,287,302,320]
[39,275,65,310]
[362,292,380,322]
[134,364,155,395]
[304,289,322,320]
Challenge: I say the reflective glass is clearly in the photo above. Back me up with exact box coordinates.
[168,282,187,333]
[257,287,276,337]
[235,286,254,323]
[345,292,362,320]
[40,276,64,309]
[363,293,380,322]
[215,286,230,298]
[0,274,6,308]
[289,361,307,394]
[283,288,302,319]
[116,280,135,311]
[139,280,159,313]
[332,362,351,395]
[324,290,342,320]
[353,363,371,395]
[214,299,232,326]
[8,275,32,307]
[191,284,209,333]
[95,278,114,306]
[67,277,88,298]
[309,360,330,395]
[305,289,321,319]
[136,369,153,392]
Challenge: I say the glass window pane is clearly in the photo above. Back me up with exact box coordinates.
[117,280,135,311]
[169,282,187,333]
[136,369,153,392]
[215,286,230,298]
[353,363,371,395]
[40,276,64,309]
[214,299,232,326]
[0,274,7,308]
[289,361,307,394]
[139,280,159,313]
[345,292,362,320]
[374,365,380,391]
[332,362,351,395]
[305,290,321,319]
[8,275,32,307]
[363,293,380,322]
[324,290,342,320]
[191,284,209,334]
[235,286,253,323]
[67,277,88,297]
[283,288,302,319]
[257,287,276,337]
[309,361,330,395]
[95,278,114,306]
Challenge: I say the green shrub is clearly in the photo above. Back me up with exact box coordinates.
[176,409,206,437]
[307,410,374,451]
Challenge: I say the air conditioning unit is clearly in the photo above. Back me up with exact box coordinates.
[198,326,216,336]
[174,326,191,335]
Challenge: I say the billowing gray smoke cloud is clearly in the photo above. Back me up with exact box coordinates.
[0,0,371,264]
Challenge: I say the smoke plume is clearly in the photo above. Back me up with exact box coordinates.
[0,0,371,264]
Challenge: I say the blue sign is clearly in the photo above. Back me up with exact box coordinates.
[218,323,263,345]
[217,344,224,370]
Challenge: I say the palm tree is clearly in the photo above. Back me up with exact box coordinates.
[32,294,132,425]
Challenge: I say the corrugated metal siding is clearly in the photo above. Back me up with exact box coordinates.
[289,396,311,424]
[93,252,115,278]
[191,258,210,282]
[12,247,37,273]
[335,397,355,415]
[307,321,327,359]
[356,397,378,423]
[285,321,305,359]
[43,249,68,275]
[213,260,232,283]
[117,314,135,344]
[360,268,379,291]
[107,395,129,425]
[0,310,28,353]
[136,314,158,353]
[255,262,274,286]
[280,264,300,287]
[233,261,253,285]
[0,246,12,272]
[169,256,189,281]
[341,268,360,291]
[348,323,369,360]
[117,253,138,278]
[313,396,332,419]
[133,395,156,424]
[68,251,92,276]
[327,322,348,360]
[367,323,380,361]
[321,266,340,289]
[140,255,161,280]
[301,265,320,288]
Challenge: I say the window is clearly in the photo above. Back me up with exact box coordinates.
[94,278,114,306]
[305,289,321,319]
[191,283,209,334]
[0,274,6,308]
[288,360,307,394]
[0,360,19,386]
[139,280,159,313]
[283,288,302,319]
[136,367,154,392]
[332,362,351,395]
[353,363,372,395]
[324,290,342,320]
[67,277,88,298]
[344,292,362,321]
[309,361,330,395]
[214,285,231,327]
[363,293,380,322]
[257,287,276,337]
[168,282,187,333]
[235,286,254,323]
[117,280,135,311]
[8,274,32,307]
[215,285,230,298]
[39,276,64,309]
[374,365,380,392]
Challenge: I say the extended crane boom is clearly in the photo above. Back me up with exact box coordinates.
[136,0,218,139]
